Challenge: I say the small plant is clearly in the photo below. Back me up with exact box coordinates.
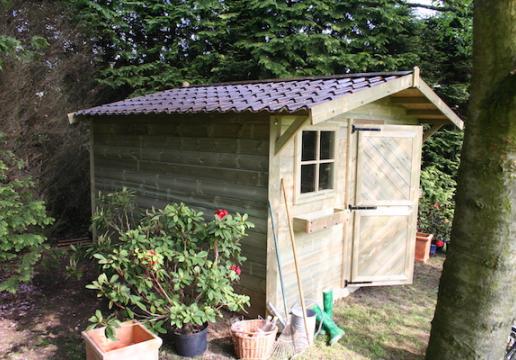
[0,133,53,293]
[86,202,252,338]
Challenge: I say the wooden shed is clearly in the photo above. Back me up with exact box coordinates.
[70,68,463,317]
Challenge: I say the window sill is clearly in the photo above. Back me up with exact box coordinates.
[295,189,336,205]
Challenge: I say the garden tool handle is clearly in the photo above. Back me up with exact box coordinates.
[280,178,311,344]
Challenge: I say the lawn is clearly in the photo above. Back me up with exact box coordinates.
[0,254,443,359]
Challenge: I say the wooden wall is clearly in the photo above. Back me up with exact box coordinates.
[266,98,420,315]
[90,113,270,316]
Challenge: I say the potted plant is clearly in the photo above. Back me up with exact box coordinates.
[86,203,253,358]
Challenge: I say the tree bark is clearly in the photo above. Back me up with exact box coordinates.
[426,0,515,359]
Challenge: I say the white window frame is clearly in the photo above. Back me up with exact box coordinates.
[294,128,337,203]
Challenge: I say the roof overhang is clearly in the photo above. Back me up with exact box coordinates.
[308,67,464,130]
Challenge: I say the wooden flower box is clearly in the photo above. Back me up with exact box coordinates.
[293,208,347,233]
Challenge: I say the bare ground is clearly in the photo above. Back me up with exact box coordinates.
[0,256,444,359]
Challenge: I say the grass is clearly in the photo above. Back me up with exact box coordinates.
[300,256,443,359]
[0,254,444,359]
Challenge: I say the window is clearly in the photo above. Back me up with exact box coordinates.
[300,130,335,194]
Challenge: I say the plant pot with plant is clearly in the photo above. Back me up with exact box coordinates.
[85,203,253,358]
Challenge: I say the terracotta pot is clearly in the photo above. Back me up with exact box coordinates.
[415,232,434,263]
[82,320,162,360]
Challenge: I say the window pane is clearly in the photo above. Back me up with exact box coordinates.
[301,131,317,161]
[319,163,333,190]
[320,131,334,160]
[301,164,316,193]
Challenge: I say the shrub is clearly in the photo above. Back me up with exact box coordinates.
[418,128,462,242]
[418,165,456,242]
[0,133,53,293]
[66,188,139,280]
[86,202,253,338]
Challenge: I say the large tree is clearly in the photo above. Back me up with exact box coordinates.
[426,0,515,358]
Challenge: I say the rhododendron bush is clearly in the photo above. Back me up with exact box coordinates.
[86,202,253,337]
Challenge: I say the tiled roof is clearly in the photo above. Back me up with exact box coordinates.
[75,71,412,117]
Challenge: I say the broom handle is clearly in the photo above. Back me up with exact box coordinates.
[280,178,310,343]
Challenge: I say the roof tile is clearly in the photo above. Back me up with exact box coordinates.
[75,71,412,117]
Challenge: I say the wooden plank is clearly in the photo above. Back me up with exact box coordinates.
[266,116,281,316]
[139,136,269,156]
[423,123,443,142]
[274,116,308,154]
[416,79,464,129]
[137,160,268,188]
[90,122,97,240]
[391,97,429,105]
[407,109,444,116]
[309,74,414,125]
[96,146,269,172]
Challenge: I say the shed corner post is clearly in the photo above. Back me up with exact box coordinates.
[265,115,282,316]
[89,120,97,242]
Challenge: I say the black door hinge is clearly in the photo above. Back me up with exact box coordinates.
[348,205,378,211]
[345,280,373,287]
[352,125,381,134]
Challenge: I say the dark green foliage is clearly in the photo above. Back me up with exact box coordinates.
[0,33,49,70]
[0,0,99,240]
[419,0,473,116]
[416,1,471,240]
[418,128,463,241]
[70,0,422,96]
[0,133,53,293]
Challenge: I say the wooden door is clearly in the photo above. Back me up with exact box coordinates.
[349,124,422,286]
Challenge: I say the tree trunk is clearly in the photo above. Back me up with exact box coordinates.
[425,1,516,359]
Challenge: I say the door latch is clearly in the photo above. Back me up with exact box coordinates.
[348,205,378,211]
[345,280,373,287]
[352,125,381,134]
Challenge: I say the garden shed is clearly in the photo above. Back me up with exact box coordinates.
[69,67,463,317]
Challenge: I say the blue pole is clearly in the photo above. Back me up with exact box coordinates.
[268,201,289,319]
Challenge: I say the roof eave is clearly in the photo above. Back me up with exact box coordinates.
[308,67,464,130]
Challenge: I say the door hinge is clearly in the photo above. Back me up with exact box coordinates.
[345,280,373,287]
[348,205,378,211]
[352,125,381,134]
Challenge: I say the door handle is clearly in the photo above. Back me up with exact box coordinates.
[348,205,378,211]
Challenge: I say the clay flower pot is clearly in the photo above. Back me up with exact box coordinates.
[415,232,434,263]
[82,320,162,360]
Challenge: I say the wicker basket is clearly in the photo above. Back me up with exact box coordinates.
[231,319,278,360]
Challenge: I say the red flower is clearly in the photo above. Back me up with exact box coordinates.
[433,202,441,210]
[435,240,445,248]
[215,209,229,219]
[143,249,157,267]
[229,265,241,276]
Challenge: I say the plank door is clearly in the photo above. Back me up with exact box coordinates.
[349,124,422,286]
